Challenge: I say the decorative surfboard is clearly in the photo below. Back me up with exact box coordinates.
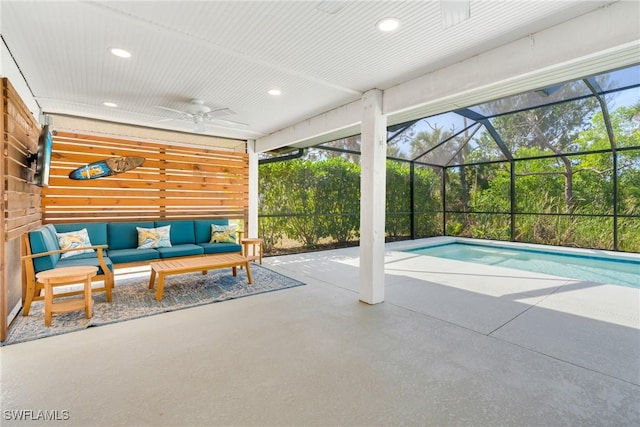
[69,156,145,180]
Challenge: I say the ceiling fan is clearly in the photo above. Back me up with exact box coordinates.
[157,99,248,132]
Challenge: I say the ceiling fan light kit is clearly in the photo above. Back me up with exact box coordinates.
[185,99,210,115]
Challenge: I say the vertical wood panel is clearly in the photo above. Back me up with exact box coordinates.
[0,80,6,342]
[1,78,42,342]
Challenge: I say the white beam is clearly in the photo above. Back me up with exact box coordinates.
[255,98,362,153]
[359,89,386,305]
[384,1,640,123]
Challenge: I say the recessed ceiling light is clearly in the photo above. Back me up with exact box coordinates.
[377,18,400,32]
[103,102,118,107]
[110,48,131,58]
[268,89,282,96]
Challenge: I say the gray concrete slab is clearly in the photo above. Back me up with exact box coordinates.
[490,281,640,385]
[1,241,639,426]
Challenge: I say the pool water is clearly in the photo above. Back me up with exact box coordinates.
[406,242,640,288]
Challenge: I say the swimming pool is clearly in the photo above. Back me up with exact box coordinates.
[405,241,640,288]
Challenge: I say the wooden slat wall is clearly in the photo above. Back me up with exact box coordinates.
[1,78,42,341]
[43,132,249,226]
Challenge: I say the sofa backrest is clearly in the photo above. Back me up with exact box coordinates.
[154,220,195,246]
[194,219,230,244]
[108,221,155,250]
[29,224,61,272]
[54,222,108,246]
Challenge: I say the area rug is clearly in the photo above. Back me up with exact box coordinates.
[2,265,304,346]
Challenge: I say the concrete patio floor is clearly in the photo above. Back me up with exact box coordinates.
[1,238,639,426]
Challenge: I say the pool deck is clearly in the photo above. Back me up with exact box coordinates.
[1,237,638,426]
[271,238,640,386]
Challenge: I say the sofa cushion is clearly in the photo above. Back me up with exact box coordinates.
[54,222,108,246]
[156,244,204,259]
[57,255,114,275]
[29,226,61,273]
[108,221,155,250]
[154,220,195,245]
[60,251,102,261]
[108,248,160,264]
[42,224,58,243]
[198,242,242,255]
[194,219,230,244]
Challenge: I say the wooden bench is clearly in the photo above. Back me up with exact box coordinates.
[148,253,254,301]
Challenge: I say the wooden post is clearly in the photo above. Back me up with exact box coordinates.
[159,147,167,219]
[247,140,259,238]
[1,80,7,341]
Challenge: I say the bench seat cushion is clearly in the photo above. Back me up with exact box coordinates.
[157,244,204,259]
[108,248,159,264]
[60,251,103,261]
[198,242,242,255]
[56,255,114,275]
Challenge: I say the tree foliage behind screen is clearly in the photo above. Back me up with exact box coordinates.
[259,67,640,254]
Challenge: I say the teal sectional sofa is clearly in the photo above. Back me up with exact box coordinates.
[21,219,242,316]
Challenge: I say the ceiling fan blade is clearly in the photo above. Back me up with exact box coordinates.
[156,105,193,117]
[156,103,245,131]
[206,108,234,118]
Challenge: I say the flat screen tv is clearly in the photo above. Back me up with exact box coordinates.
[28,125,53,187]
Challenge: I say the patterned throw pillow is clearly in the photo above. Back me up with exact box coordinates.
[136,225,172,249]
[209,224,238,244]
[56,228,95,259]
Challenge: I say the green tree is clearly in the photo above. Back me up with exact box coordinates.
[315,157,360,244]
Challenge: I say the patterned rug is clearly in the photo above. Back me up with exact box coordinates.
[2,264,304,346]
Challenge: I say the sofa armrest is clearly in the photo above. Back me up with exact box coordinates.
[21,245,108,261]
[22,244,111,275]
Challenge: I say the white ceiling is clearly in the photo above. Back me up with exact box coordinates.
[0,0,624,143]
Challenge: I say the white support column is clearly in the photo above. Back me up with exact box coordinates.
[247,139,259,238]
[359,89,386,305]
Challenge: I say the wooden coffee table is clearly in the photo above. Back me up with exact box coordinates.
[148,254,253,301]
